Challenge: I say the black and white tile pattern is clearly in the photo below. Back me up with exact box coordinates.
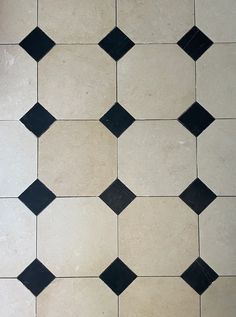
[0,1,236,317]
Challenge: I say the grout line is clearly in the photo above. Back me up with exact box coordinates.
[35,297,37,317]
[56,276,98,279]
[36,0,39,25]
[194,0,196,25]
[199,295,201,317]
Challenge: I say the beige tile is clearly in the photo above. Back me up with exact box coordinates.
[38,198,117,276]
[38,45,115,119]
[120,277,199,317]
[0,122,37,197]
[38,278,117,317]
[197,44,236,118]
[0,279,35,317]
[118,45,194,119]
[198,120,236,195]
[120,198,198,275]
[0,199,35,276]
[200,198,236,275]
[39,0,115,43]
[0,0,36,43]
[0,46,37,119]
[202,278,236,317]
[39,121,116,196]
[118,121,196,196]
[196,0,236,42]
[118,0,194,43]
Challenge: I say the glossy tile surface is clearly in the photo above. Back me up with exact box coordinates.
[119,121,196,196]
[0,0,235,316]
[118,45,195,119]
[38,45,115,119]
[0,46,37,119]
[119,197,198,275]
[39,121,116,196]
[38,198,117,276]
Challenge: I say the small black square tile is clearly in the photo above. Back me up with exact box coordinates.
[178,102,215,136]
[100,258,137,295]
[180,178,216,215]
[17,259,55,296]
[19,179,56,215]
[177,26,213,61]
[99,27,135,61]
[20,27,55,62]
[99,179,136,215]
[20,103,56,137]
[181,257,218,295]
[100,103,135,137]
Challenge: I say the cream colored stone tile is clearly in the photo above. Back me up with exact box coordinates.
[38,278,117,317]
[196,0,236,42]
[120,277,199,317]
[118,0,194,43]
[38,45,115,119]
[39,0,114,43]
[118,45,194,119]
[38,198,117,276]
[0,199,35,276]
[200,198,236,275]
[0,279,35,317]
[0,46,37,119]
[0,0,36,43]
[120,198,198,275]
[0,122,37,197]
[202,278,236,317]
[118,121,196,196]
[39,121,116,196]
[197,44,236,118]
[198,120,236,195]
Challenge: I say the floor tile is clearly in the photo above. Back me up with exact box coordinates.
[118,45,195,119]
[196,0,236,42]
[0,199,35,276]
[177,26,213,61]
[117,0,194,43]
[37,278,117,317]
[39,121,116,196]
[38,198,117,276]
[120,277,199,317]
[0,0,36,43]
[20,27,55,62]
[202,277,236,317]
[99,27,135,61]
[38,0,115,43]
[198,120,236,195]
[118,121,196,196]
[119,198,198,275]
[0,122,37,197]
[38,45,115,119]
[200,198,236,275]
[100,258,137,295]
[0,45,37,119]
[18,259,55,296]
[181,257,218,295]
[0,279,35,317]
[197,44,236,118]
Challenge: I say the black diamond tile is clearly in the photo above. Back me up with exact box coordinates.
[20,27,55,61]
[17,259,55,296]
[99,179,136,215]
[177,26,213,61]
[100,258,137,295]
[180,178,216,215]
[20,103,56,137]
[99,27,135,61]
[100,103,135,137]
[19,179,56,215]
[178,102,215,136]
[181,257,218,295]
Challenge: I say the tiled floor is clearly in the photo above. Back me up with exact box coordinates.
[0,1,236,316]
